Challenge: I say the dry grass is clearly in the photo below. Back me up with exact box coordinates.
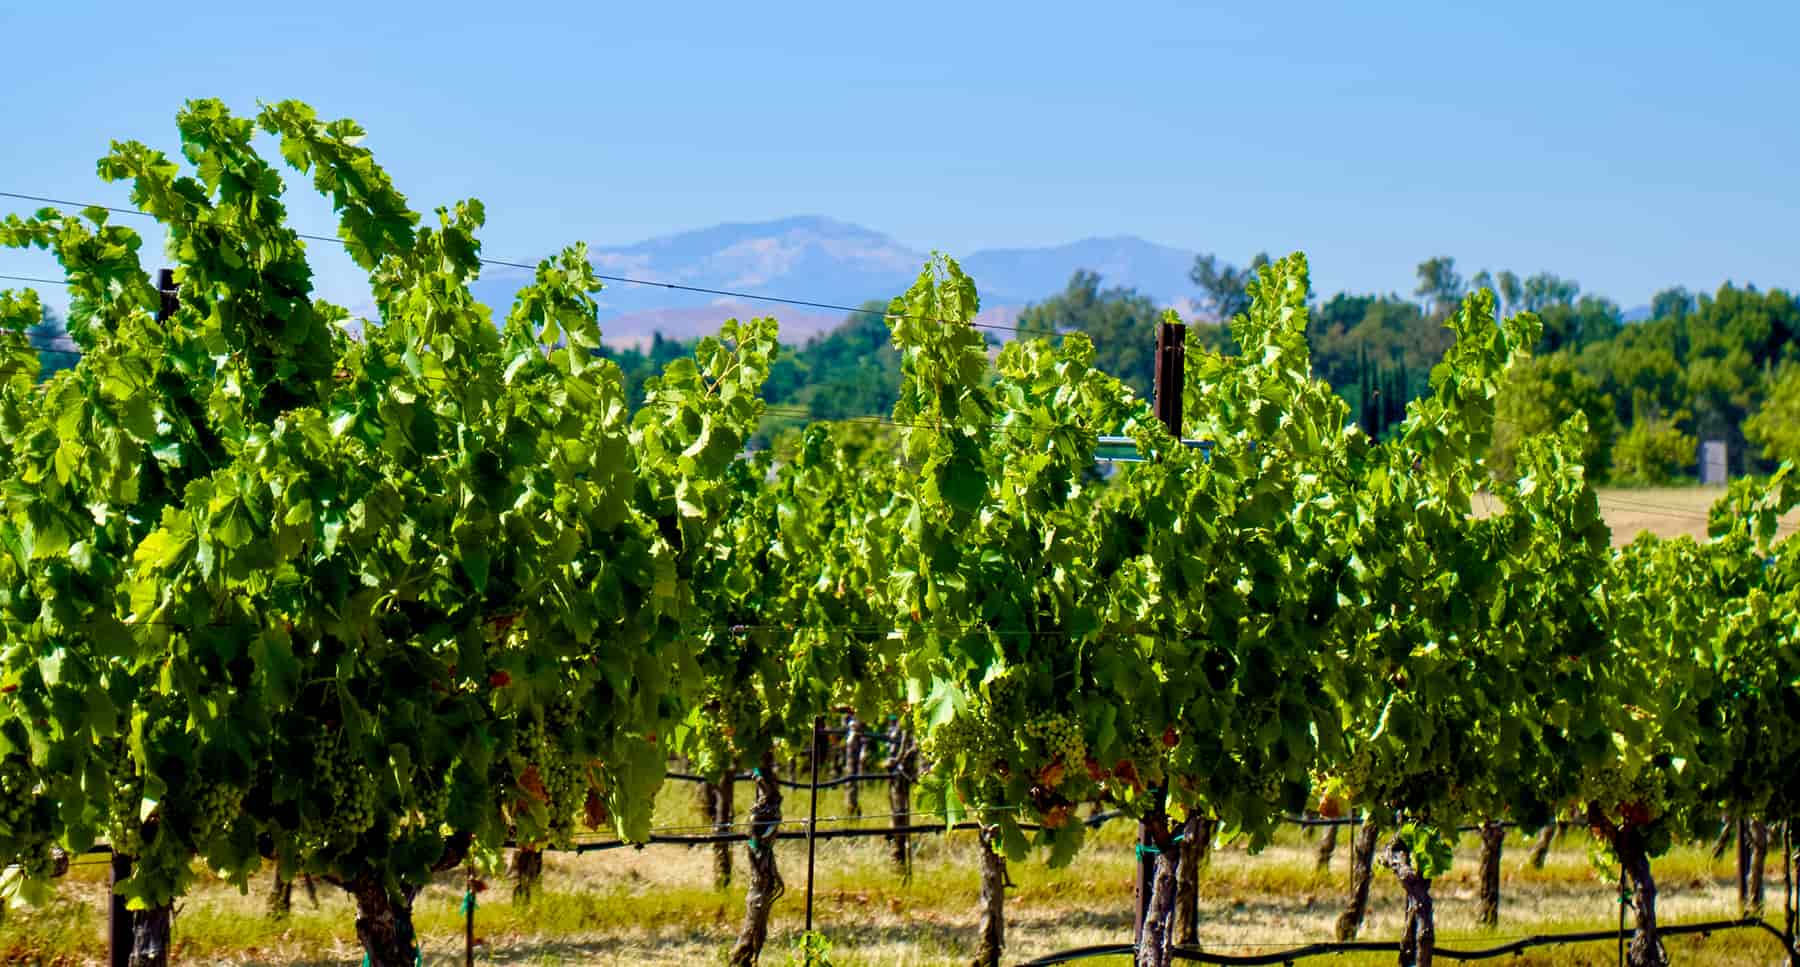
[1471,486,1800,548]
[4,784,1790,966]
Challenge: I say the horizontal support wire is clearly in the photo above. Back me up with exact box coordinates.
[0,190,1065,338]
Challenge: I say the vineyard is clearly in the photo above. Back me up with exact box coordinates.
[0,101,1798,967]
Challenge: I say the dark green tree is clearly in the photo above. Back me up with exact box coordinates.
[1016,270,1169,397]
[25,304,76,381]
[1413,256,1466,319]
[1189,252,1270,322]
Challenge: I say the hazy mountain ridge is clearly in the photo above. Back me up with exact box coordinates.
[470,216,1196,347]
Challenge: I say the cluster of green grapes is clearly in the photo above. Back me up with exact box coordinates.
[1024,713,1086,770]
[985,669,1029,718]
[187,779,243,839]
[917,667,1038,763]
[917,703,1001,762]
[689,723,735,779]
[310,735,377,840]
[511,712,585,835]
[105,746,146,855]
[0,757,43,839]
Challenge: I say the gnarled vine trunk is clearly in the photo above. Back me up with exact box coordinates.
[888,729,917,873]
[1174,815,1212,947]
[1594,807,1668,967]
[1711,814,1735,861]
[1526,822,1557,869]
[1316,822,1340,872]
[975,824,1007,967]
[730,751,784,967]
[512,847,544,906]
[1335,820,1381,941]
[1476,821,1504,928]
[129,904,172,967]
[347,876,423,967]
[714,771,736,889]
[1136,810,1182,967]
[267,866,294,920]
[1747,819,1769,914]
[1378,835,1435,967]
[844,720,867,817]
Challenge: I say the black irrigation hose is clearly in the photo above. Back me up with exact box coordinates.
[1015,918,1785,966]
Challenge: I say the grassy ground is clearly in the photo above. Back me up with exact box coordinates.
[2,780,1790,966]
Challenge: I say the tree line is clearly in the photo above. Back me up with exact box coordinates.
[523,251,1800,480]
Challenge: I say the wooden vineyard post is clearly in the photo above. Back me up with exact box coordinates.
[108,851,132,967]
[1153,319,1185,446]
[1135,319,1185,951]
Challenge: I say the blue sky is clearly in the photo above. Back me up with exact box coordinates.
[3,0,1795,311]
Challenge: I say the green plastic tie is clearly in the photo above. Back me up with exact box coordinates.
[1135,843,1161,858]
[462,887,477,916]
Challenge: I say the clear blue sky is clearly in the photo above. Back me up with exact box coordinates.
[3,0,1795,311]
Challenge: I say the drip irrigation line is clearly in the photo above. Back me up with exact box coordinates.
[1016,918,1785,966]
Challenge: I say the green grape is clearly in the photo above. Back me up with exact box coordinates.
[1024,713,1087,773]
[309,733,377,841]
[104,744,146,856]
[188,781,244,839]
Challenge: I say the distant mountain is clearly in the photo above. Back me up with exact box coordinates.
[960,236,1199,306]
[470,217,1197,347]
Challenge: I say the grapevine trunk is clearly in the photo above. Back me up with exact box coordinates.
[1135,811,1180,967]
[730,752,783,967]
[1614,822,1669,967]
[346,876,421,967]
[888,730,917,873]
[974,825,1006,967]
[1737,817,1752,910]
[1749,819,1769,914]
[266,868,293,921]
[714,771,736,889]
[1527,822,1557,869]
[1378,834,1435,967]
[845,722,866,818]
[1711,815,1734,861]
[1174,815,1210,946]
[128,904,171,967]
[512,847,544,906]
[1335,820,1380,941]
[1476,821,1504,927]
[1316,822,1340,872]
